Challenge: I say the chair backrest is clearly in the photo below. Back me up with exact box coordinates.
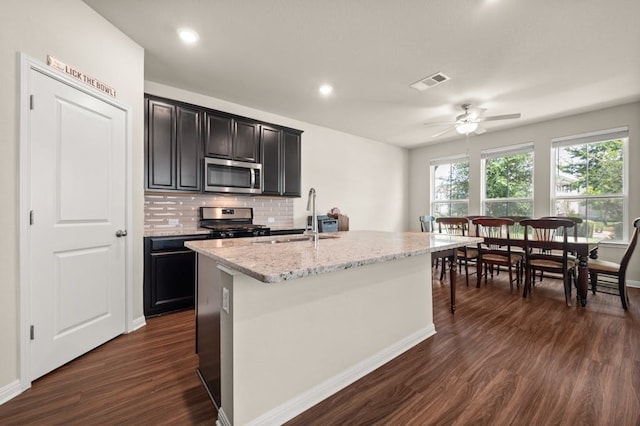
[521,218,574,241]
[465,216,487,236]
[436,217,468,236]
[540,216,583,240]
[619,217,640,277]
[519,218,575,261]
[419,215,435,232]
[500,216,530,239]
[472,217,514,251]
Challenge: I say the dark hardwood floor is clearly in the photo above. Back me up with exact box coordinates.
[0,309,216,425]
[1,272,638,425]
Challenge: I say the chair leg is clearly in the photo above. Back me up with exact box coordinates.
[562,273,571,307]
[619,274,629,310]
[507,266,513,292]
[590,271,598,294]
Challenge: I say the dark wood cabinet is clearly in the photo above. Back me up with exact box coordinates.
[282,129,302,197]
[146,99,175,189]
[145,96,202,192]
[144,234,210,316]
[203,113,232,158]
[204,112,260,163]
[145,94,302,196]
[261,126,302,197]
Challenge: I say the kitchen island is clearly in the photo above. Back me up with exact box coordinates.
[186,230,481,426]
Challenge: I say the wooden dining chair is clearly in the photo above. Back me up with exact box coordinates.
[434,217,478,286]
[520,218,576,306]
[538,216,583,282]
[588,217,640,310]
[472,217,522,291]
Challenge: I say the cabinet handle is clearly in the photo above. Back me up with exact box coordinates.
[116,230,128,238]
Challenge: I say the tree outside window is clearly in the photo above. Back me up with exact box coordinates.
[431,159,469,217]
[482,147,534,217]
[553,130,627,241]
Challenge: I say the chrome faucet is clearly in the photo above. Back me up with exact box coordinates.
[305,187,318,240]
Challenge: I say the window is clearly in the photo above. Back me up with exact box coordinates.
[430,156,469,217]
[482,143,534,217]
[552,127,628,241]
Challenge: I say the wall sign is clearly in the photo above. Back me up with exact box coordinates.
[47,55,116,97]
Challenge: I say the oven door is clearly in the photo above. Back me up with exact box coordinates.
[204,157,262,194]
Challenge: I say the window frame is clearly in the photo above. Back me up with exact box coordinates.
[430,155,470,218]
[481,143,535,218]
[550,127,629,243]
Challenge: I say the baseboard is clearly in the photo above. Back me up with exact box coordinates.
[627,280,640,289]
[0,380,22,405]
[216,407,231,426]
[245,324,437,426]
[128,315,146,333]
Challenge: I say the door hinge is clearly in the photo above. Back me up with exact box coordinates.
[30,325,35,340]
[30,95,34,110]
[29,210,34,225]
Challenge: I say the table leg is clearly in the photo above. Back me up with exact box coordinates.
[449,250,457,314]
[577,254,588,307]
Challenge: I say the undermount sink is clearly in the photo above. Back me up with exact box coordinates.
[255,234,339,244]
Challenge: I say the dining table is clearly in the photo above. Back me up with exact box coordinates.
[473,234,600,307]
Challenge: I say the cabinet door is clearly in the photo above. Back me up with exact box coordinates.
[233,118,260,163]
[147,250,196,316]
[282,130,302,197]
[204,113,233,158]
[260,125,282,195]
[146,99,176,190]
[176,106,202,191]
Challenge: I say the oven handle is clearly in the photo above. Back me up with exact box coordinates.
[250,168,256,188]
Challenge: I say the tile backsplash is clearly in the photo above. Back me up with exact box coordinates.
[144,193,295,231]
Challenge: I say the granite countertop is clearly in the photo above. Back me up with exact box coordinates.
[185,230,482,283]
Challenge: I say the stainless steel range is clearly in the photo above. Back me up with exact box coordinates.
[199,207,270,239]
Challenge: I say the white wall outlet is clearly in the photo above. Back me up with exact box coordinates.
[167,218,179,226]
[267,217,275,223]
[222,287,230,314]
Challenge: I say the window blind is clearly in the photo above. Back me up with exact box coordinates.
[429,154,468,167]
[480,142,534,159]
[551,126,628,148]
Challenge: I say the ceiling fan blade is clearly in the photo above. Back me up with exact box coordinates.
[481,113,521,122]
[431,126,456,138]
[474,126,487,135]
[423,121,455,127]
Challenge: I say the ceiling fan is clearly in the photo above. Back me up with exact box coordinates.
[424,104,521,138]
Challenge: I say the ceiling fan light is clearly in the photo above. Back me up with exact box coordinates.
[456,121,478,134]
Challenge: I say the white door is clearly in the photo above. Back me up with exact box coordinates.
[28,68,127,380]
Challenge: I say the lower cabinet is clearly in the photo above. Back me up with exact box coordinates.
[143,234,209,316]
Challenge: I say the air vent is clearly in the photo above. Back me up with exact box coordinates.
[410,72,451,92]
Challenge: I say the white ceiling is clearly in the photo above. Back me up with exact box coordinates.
[84,0,640,148]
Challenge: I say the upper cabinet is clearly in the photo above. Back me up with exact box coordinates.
[261,125,302,197]
[204,113,260,163]
[145,94,302,196]
[145,97,202,192]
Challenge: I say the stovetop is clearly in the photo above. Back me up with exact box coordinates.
[199,206,270,239]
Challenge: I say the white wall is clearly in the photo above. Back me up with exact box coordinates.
[0,0,144,393]
[408,102,640,281]
[144,81,410,232]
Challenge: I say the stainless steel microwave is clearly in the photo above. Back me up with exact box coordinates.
[204,157,262,194]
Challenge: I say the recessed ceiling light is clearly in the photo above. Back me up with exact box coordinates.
[178,28,199,44]
[319,84,333,96]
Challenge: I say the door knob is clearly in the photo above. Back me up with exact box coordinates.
[115,230,128,238]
